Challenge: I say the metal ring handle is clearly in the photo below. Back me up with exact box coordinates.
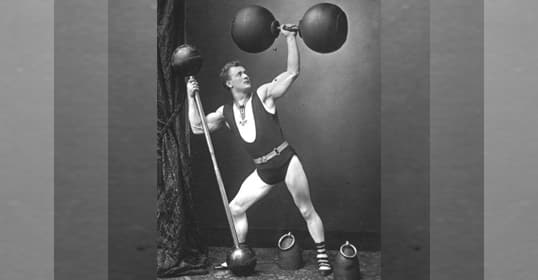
[277,232,296,251]
[339,241,358,259]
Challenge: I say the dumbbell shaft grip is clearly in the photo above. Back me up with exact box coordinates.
[280,24,299,32]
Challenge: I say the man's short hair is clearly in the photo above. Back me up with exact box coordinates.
[219,60,243,90]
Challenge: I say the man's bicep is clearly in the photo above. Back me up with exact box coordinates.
[206,106,225,131]
[268,71,298,98]
[269,72,291,88]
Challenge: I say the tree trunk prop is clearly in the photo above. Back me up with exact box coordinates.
[157,0,208,277]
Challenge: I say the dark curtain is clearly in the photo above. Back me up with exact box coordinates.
[157,0,208,277]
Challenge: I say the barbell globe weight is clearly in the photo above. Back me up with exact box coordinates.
[231,3,348,54]
[171,44,257,276]
[171,44,204,77]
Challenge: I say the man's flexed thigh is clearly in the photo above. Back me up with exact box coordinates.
[229,170,275,215]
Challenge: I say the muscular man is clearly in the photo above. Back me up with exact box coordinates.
[187,25,332,275]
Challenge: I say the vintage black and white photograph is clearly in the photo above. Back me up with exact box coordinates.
[8,0,535,280]
[157,0,379,279]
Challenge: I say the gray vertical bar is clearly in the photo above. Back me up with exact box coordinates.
[108,0,156,279]
[485,0,538,279]
[55,1,108,279]
[0,1,54,279]
[381,0,430,279]
[430,0,484,279]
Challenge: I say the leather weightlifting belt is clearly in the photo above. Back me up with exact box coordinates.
[253,141,289,164]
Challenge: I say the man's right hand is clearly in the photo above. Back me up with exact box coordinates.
[280,24,298,38]
[187,76,199,98]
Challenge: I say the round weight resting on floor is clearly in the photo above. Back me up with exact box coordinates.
[299,3,348,53]
[227,245,257,276]
[231,5,280,53]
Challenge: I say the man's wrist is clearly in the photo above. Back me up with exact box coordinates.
[286,36,297,43]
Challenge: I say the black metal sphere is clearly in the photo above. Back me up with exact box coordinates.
[299,3,348,53]
[171,44,203,76]
[226,246,257,276]
[231,5,279,53]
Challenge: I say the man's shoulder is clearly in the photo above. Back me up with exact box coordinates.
[216,104,228,115]
[218,104,233,119]
[256,83,271,101]
[257,83,270,92]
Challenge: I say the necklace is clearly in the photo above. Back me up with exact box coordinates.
[239,105,247,126]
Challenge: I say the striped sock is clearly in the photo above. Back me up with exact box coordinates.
[315,241,332,275]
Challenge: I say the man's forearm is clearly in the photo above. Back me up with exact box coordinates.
[188,96,203,132]
[286,36,300,74]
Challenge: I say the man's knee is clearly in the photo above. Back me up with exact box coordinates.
[298,205,315,219]
[229,201,245,216]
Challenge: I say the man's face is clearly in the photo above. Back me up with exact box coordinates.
[226,66,251,92]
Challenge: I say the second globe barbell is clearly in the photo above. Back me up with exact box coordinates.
[231,3,348,54]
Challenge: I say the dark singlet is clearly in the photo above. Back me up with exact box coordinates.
[223,91,295,185]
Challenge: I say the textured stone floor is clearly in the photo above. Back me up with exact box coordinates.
[163,247,380,280]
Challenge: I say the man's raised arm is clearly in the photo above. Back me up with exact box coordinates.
[262,24,300,100]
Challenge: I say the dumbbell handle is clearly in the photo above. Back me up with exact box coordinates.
[280,24,299,32]
[271,22,300,37]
